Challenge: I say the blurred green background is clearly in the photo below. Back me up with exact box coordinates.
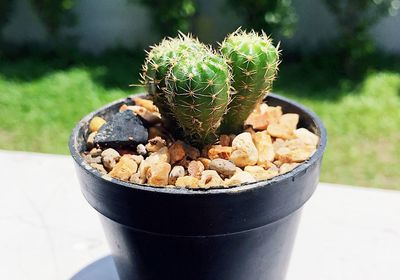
[0,0,399,189]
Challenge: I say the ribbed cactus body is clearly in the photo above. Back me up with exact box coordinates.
[142,35,207,124]
[166,52,231,146]
[220,30,280,133]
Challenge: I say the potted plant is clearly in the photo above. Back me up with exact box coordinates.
[69,29,327,280]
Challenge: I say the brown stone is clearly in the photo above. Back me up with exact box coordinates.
[168,141,186,164]
[101,148,121,171]
[198,157,211,169]
[219,134,231,146]
[89,116,106,132]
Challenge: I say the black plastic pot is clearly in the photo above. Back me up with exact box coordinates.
[69,93,327,280]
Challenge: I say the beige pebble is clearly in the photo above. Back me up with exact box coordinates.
[264,106,282,124]
[175,176,199,188]
[168,141,186,164]
[294,128,319,146]
[229,132,258,167]
[89,148,102,157]
[209,159,236,177]
[146,162,171,186]
[225,171,256,186]
[134,97,159,112]
[89,116,106,132]
[130,155,144,165]
[198,157,211,169]
[276,146,316,163]
[169,165,185,185]
[130,173,146,184]
[90,163,107,174]
[101,148,121,171]
[280,163,300,174]
[109,155,138,181]
[244,166,276,180]
[279,113,299,131]
[245,111,269,130]
[253,131,275,168]
[138,147,170,179]
[87,132,97,148]
[83,153,102,164]
[198,170,224,188]
[188,161,205,179]
[267,123,294,139]
[219,134,231,146]
[208,145,233,160]
[146,136,166,152]
[124,105,161,125]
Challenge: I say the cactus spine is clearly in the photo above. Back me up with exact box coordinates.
[166,50,231,145]
[141,34,207,126]
[219,29,281,133]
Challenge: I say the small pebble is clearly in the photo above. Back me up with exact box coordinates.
[225,171,256,186]
[219,134,231,146]
[169,166,185,185]
[90,163,107,174]
[168,141,186,164]
[146,162,171,186]
[87,132,97,149]
[101,148,121,171]
[279,113,299,131]
[198,170,224,188]
[244,166,276,180]
[187,160,205,179]
[89,148,102,157]
[253,131,275,168]
[83,153,102,164]
[184,144,200,160]
[130,155,144,165]
[264,106,282,124]
[130,173,145,184]
[89,116,106,132]
[197,157,211,169]
[175,176,199,188]
[230,132,258,167]
[109,155,138,181]
[145,136,166,152]
[209,159,236,177]
[208,145,232,160]
[137,144,147,156]
[134,97,159,112]
[280,163,300,174]
[294,128,319,146]
[267,123,294,139]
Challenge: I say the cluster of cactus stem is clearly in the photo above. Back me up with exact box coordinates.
[141,29,280,146]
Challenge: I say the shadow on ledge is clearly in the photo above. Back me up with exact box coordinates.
[70,255,119,280]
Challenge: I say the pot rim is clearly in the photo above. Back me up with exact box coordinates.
[69,93,327,195]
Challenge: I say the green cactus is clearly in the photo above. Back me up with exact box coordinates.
[165,49,231,146]
[141,34,207,126]
[219,29,281,133]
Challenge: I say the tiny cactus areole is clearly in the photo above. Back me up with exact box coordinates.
[141,34,207,126]
[220,29,281,134]
[166,51,231,146]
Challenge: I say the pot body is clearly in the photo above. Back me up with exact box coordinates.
[70,94,327,280]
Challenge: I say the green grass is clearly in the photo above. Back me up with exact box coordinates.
[0,51,399,189]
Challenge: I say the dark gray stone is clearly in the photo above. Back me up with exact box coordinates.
[94,111,148,149]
